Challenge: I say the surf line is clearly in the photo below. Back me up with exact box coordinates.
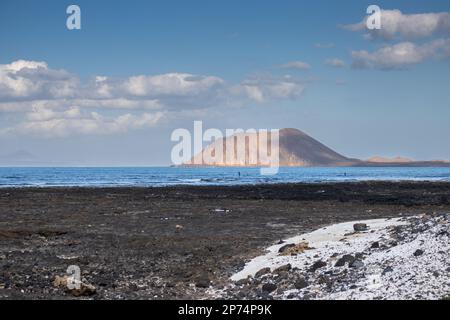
[178,304,213,318]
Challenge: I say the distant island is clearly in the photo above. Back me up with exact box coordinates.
[185,128,450,167]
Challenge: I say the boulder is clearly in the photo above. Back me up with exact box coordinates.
[255,267,271,278]
[294,278,309,290]
[261,283,277,293]
[274,264,292,273]
[353,223,368,232]
[335,254,355,267]
[309,260,327,272]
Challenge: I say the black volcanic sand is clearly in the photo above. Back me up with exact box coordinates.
[1,182,450,299]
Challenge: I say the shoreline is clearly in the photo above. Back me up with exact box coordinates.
[1,181,450,299]
[2,178,450,188]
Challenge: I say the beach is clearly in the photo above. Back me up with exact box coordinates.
[1,181,450,299]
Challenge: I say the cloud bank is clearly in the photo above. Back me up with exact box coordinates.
[343,9,450,40]
[0,60,307,136]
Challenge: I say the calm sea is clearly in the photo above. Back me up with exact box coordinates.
[1,167,450,187]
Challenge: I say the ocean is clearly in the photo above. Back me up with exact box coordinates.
[1,167,450,187]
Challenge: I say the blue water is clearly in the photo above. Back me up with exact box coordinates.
[1,167,450,187]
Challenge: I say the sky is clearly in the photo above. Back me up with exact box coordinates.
[1,0,450,166]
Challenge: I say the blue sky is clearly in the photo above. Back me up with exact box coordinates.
[1,0,450,165]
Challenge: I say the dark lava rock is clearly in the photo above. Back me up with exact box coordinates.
[255,267,271,278]
[278,243,295,254]
[274,264,292,273]
[261,283,277,293]
[194,275,211,288]
[309,260,327,272]
[318,275,332,287]
[353,223,368,232]
[413,249,424,257]
[355,253,365,260]
[382,266,394,275]
[371,241,380,249]
[335,254,355,267]
[235,278,249,286]
[294,278,309,290]
[349,260,364,269]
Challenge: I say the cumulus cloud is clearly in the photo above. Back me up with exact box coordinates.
[233,75,305,103]
[280,61,311,70]
[0,60,78,101]
[0,59,309,136]
[123,73,224,97]
[351,38,450,70]
[325,58,346,68]
[343,9,450,40]
[3,106,165,137]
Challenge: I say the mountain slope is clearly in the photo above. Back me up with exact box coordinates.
[187,128,360,167]
[186,128,450,167]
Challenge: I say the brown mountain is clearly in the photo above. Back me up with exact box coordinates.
[275,128,359,166]
[186,128,450,167]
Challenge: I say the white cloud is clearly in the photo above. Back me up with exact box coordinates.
[0,59,309,136]
[351,38,450,70]
[123,73,224,97]
[343,9,450,40]
[234,75,305,103]
[0,60,78,100]
[325,58,346,68]
[280,61,311,70]
[3,106,165,137]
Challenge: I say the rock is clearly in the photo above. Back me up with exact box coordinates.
[446,267,450,272]
[318,275,332,287]
[235,278,249,286]
[53,275,96,296]
[355,253,364,260]
[194,274,211,288]
[278,242,312,255]
[255,267,271,278]
[275,271,289,281]
[335,254,355,267]
[274,264,291,273]
[413,249,424,257]
[371,242,380,249]
[294,278,309,290]
[349,260,364,269]
[53,275,68,288]
[278,243,295,254]
[262,283,277,293]
[309,260,327,272]
[175,224,184,230]
[353,223,368,232]
[382,266,394,275]
[71,282,96,297]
